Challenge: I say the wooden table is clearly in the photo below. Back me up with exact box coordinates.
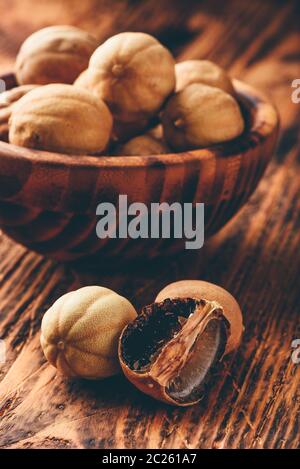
[0,0,299,449]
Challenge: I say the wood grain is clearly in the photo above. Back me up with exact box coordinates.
[0,0,299,449]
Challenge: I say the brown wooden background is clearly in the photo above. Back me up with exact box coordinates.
[0,0,299,449]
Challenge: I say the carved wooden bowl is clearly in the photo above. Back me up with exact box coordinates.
[0,74,279,262]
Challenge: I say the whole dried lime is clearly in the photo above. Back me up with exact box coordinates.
[162,83,244,150]
[175,59,235,95]
[41,286,137,379]
[15,25,98,85]
[9,84,113,154]
[114,134,169,156]
[76,32,176,126]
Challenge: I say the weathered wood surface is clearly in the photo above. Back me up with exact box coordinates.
[0,0,299,449]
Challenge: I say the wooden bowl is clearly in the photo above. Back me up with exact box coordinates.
[0,74,279,262]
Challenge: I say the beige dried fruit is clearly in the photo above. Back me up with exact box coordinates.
[75,69,153,142]
[114,134,169,156]
[146,124,164,141]
[73,68,90,87]
[9,84,113,154]
[175,60,235,95]
[41,286,137,379]
[76,32,175,125]
[162,83,244,151]
[0,85,38,141]
[15,25,98,85]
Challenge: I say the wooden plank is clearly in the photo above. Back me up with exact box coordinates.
[0,0,299,449]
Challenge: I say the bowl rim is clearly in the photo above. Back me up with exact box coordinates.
[0,76,279,169]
